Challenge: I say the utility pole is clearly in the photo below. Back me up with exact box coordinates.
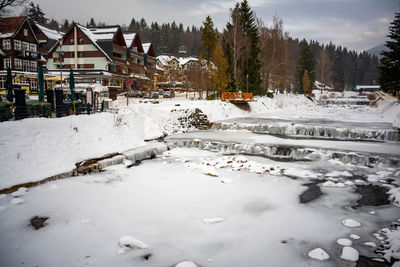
[246,74,249,93]
[59,38,63,92]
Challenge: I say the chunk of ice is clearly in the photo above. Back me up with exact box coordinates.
[340,247,359,261]
[342,219,361,228]
[337,238,353,246]
[203,217,225,224]
[308,248,330,260]
[119,235,149,249]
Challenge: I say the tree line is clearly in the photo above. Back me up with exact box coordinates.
[196,0,380,95]
[13,1,384,95]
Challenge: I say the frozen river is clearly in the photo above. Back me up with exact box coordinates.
[0,110,399,267]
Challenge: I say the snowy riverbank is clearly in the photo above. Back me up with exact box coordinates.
[0,93,398,190]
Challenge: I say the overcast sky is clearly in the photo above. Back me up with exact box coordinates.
[12,0,399,51]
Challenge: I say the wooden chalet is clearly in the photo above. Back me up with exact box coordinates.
[31,22,64,60]
[0,16,43,94]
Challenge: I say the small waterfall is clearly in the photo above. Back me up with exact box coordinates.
[167,139,400,168]
[211,122,400,142]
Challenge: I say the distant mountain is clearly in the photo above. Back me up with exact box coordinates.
[367,43,387,59]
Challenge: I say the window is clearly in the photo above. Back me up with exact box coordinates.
[79,38,84,44]
[14,40,21,50]
[78,52,84,57]
[4,58,11,68]
[29,44,36,52]
[3,39,10,50]
[23,29,28,36]
[14,58,22,70]
[30,61,37,71]
[23,60,29,71]
[0,77,5,90]
[30,79,37,91]
[69,38,74,45]
[22,42,29,51]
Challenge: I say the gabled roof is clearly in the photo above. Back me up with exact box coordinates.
[156,55,199,68]
[157,55,176,66]
[142,43,155,57]
[88,26,120,41]
[34,22,64,41]
[76,24,113,61]
[0,16,26,36]
[123,32,144,53]
[123,32,136,48]
[48,24,113,62]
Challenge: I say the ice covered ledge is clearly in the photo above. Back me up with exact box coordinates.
[0,142,168,194]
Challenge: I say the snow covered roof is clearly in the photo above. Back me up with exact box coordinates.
[123,33,137,48]
[76,24,112,62]
[157,55,176,66]
[157,55,199,68]
[142,43,151,54]
[130,73,150,80]
[88,26,119,41]
[34,22,64,41]
[179,57,198,66]
[0,33,13,38]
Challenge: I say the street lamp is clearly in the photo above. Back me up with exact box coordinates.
[58,38,63,92]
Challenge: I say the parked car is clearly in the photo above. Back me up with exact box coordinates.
[142,92,150,99]
[127,90,143,97]
[151,91,159,99]
[163,90,175,98]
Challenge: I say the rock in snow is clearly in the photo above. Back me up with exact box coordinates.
[175,261,197,267]
[349,234,360,240]
[340,247,359,261]
[364,242,377,247]
[337,238,353,247]
[308,248,330,260]
[221,178,233,184]
[342,219,361,228]
[201,165,218,177]
[203,217,225,224]
[11,187,28,197]
[119,236,149,249]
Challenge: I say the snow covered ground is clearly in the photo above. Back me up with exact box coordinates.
[0,92,399,266]
[0,148,399,266]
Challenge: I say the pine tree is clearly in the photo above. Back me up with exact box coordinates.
[27,2,47,23]
[296,40,315,93]
[200,16,217,63]
[62,19,70,31]
[240,0,262,94]
[200,15,218,97]
[379,12,400,97]
[88,18,96,27]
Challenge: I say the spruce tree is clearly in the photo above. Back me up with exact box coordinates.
[27,2,47,23]
[379,12,400,97]
[200,16,217,63]
[200,15,218,97]
[239,0,262,94]
[296,40,315,93]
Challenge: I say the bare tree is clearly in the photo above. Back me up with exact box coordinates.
[316,48,333,88]
[258,16,289,93]
[0,0,26,16]
[223,5,250,91]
